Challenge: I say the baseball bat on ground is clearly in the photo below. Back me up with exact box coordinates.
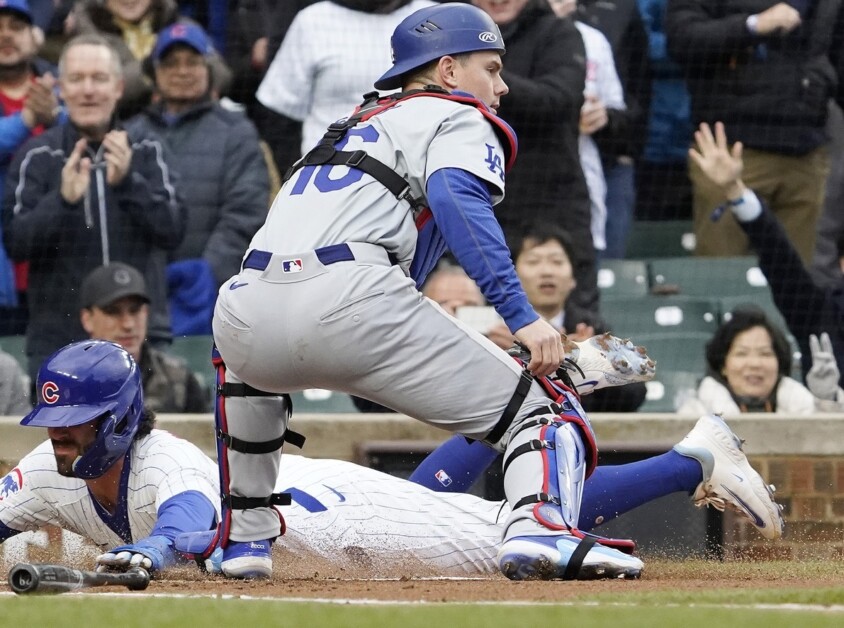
[7,563,150,594]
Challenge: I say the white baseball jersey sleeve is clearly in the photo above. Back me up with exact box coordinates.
[0,431,219,549]
[256,0,435,154]
[576,21,626,251]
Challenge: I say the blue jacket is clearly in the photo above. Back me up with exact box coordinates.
[126,100,269,286]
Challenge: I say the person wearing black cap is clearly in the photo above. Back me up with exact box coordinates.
[126,21,268,334]
[80,262,210,414]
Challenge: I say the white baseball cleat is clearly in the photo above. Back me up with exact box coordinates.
[674,414,784,540]
[564,332,656,394]
[498,533,643,581]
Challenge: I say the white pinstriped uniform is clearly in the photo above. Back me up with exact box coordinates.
[276,455,503,575]
[1,434,506,574]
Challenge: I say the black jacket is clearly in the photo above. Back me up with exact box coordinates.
[2,121,186,376]
[741,202,844,385]
[494,0,589,238]
[666,0,844,154]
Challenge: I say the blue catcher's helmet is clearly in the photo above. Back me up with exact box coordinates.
[20,340,144,479]
[374,2,505,90]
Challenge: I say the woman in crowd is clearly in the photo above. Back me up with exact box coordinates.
[677,306,817,415]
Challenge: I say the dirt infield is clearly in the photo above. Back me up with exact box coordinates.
[139,554,844,602]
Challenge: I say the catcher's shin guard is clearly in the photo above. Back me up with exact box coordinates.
[501,391,595,539]
[213,347,304,547]
[500,378,636,549]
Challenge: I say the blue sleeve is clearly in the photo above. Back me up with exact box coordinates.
[409,435,500,493]
[0,520,22,543]
[149,490,217,541]
[426,167,538,332]
[118,490,216,570]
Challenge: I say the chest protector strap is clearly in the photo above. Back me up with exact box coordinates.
[282,87,518,216]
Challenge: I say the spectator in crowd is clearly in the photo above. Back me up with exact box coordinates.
[487,224,646,412]
[548,0,627,258]
[80,263,210,413]
[676,306,818,416]
[0,0,63,333]
[2,33,185,383]
[127,22,269,335]
[634,0,692,221]
[471,0,598,318]
[689,121,844,387]
[569,0,651,258]
[69,0,231,117]
[422,264,486,316]
[0,346,30,414]
[666,0,844,263]
[255,0,434,174]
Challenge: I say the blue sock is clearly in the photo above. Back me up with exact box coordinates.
[578,450,703,532]
[409,435,498,492]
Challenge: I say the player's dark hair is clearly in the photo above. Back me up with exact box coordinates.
[509,224,578,265]
[134,408,156,439]
[705,306,792,378]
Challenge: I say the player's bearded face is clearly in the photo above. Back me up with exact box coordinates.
[47,420,100,477]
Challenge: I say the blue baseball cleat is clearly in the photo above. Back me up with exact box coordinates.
[498,534,644,581]
[221,539,274,579]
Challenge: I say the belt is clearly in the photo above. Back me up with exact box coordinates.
[243,243,356,271]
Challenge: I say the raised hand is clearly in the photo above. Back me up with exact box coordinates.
[60,138,91,204]
[103,130,133,186]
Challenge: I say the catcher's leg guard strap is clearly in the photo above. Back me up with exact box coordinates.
[484,369,534,446]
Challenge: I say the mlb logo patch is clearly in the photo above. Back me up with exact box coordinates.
[435,469,452,488]
[0,468,23,501]
[282,259,303,273]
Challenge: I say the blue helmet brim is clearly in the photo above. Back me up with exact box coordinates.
[20,402,117,428]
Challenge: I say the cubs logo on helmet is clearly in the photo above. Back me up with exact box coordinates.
[42,381,60,404]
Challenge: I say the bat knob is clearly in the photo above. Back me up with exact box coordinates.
[8,563,39,594]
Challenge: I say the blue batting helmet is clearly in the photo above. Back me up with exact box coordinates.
[20,340,144,479]
[374,2,505,90]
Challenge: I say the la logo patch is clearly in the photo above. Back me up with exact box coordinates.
[282,259,303,273]
[42,381,60,404]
